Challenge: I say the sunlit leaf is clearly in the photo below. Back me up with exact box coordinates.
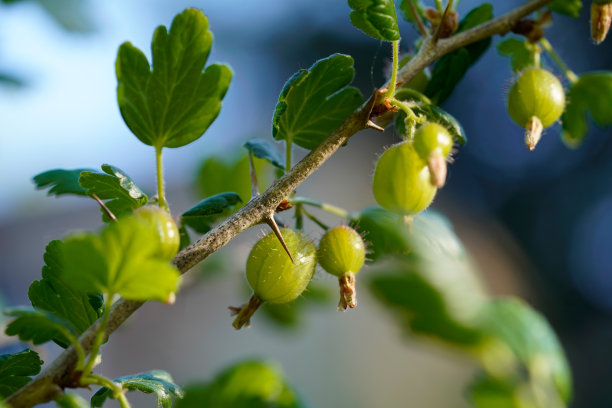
[348,0,401,41]
[91,370,183,408]
[116,8,232,148]
[273,54,363,150]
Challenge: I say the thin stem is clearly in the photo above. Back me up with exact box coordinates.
[539,37,579,84]
[295,203,304,230]
[435,0,443,12]
[91,194,117,222]
[155,146,168,211]
[248,152,260,197]
[407,0,429,37]
[386,40,400,98]
[289,196,349,219]
[285,140,292,173]
[81,295,113,376]
[63,332,86,372]
[83,374,131,408]
[302,207,329,231]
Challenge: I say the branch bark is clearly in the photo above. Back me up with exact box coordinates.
[5,1,553,406]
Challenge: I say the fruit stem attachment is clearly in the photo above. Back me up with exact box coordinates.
[389,97,422,140]
[386,40,400,98]
[289,196,349,219]
[155,146,169,211]
[539,38,578,84]
[81,294,114,376]
[230,295,264,330]
[338,272,357,310]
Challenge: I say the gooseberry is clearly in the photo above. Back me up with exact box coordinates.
[507,68,565,150]
[317,225,366,310]
[133,205,180,261]
[232,228,316,329]
[372,141,437,216]
[413,123,453,187]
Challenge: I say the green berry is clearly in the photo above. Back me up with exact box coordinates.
[372,141,437,216]
[246,228,316,304]
[317,225,365,277]
[507,68,565,128]
[413,122,453,160]
[133,205,180,261]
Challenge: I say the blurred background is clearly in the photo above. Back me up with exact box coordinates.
[1,0,611,406]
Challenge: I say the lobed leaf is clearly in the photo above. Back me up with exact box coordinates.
[62,216,180,302]
[33,168,93,197]
[362,209,489,345]
[176,360,302,408]
[0,349,43,398]
[273,54,364,151]
[348,0,401,41]
[243,138,284,170]
[181,192,242,234]
[4,308,79,347]
[116,8,232,149]
[548,0,582,17]
[497,37,539,73]
[477,298,573,404]
[561,72,612,147]
[91,370,183,408]
[28,240,103,348]
[79,164,148,220]
[425,3,493,104]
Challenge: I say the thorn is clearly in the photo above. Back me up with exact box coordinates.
[248,152,260,198]
[265,213,294,263]
[366,120,385,132]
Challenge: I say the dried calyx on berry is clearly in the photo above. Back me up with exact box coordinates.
[317,225,366,310]
[231,228,316,329]
[413,122,454,188]
[591,0,612,44]
[507,68,566,150]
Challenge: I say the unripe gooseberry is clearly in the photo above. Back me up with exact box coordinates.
[133,205,180,261]
[413,123,453,187]
[317,225,366,310]
[372,141,437,216]
[232,228,316,329]
[507,68,565,150]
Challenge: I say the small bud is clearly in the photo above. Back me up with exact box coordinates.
[427,150,448,188]
[591,2,612,44]
[525,116,543,151]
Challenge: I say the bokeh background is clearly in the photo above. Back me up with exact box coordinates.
[1,0,611,406]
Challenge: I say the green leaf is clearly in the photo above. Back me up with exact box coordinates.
[273,54,364,150]
[0,349,43,398]
[33,168,93,197]
[79,164,148,221]
[243,138,284,170]
[364,209,489,345]
[181,192,242,234]
[467,373,516,408]
[478,298,572,403]
[28,240,103,348]
[348,0,400,41]
[398,0,425,27]
[562,71,612,147]
[425,3,493,104]
[116,8,232,149]
[55,393,89,408]
[4,307,79,346]
[548,0,582,17]
[497,37,539,73]
[62,216,180,302]
[177,360,302,408]
[91,370,183,408]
